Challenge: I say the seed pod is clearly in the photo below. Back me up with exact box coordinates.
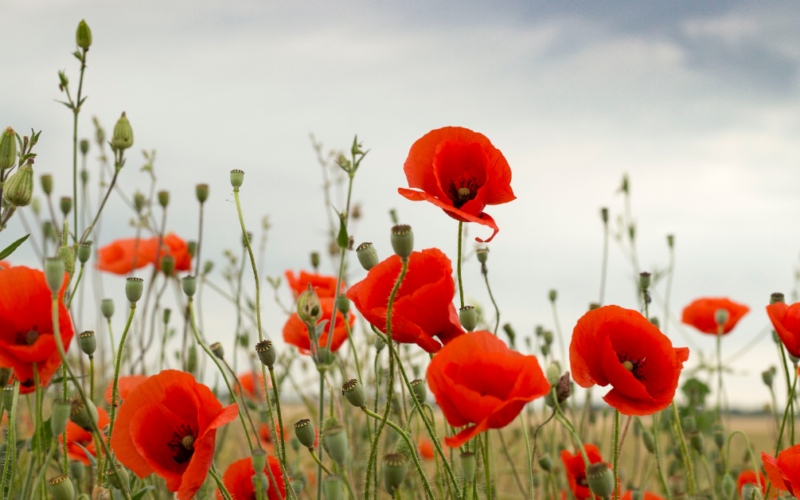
[410,379,426,403]
[80,139,90,155]
[182,276,197,297]
[682,416,696,434]
[476,247,489,263]
[460,452,476,483]
[40,174,53,195]
[324,425,348,464]
[294,419,316,449]
[342,379,367,408]
[297,286,322,324]
[383,453,408,496]
[45,258,65,294]
[70,396,98,431]
[105,462,129,491]
[0,127,17,171]
[70,461,84,481]
[163,308,171,324]
[256,340,276,369]
[78,242,91,264]
[160,255,175,276]
[690,432,704,453]
[157,190,169,208]
[203,261,214,276]
[587,462,615,499]
[374,336,386,352]
[712,424,725,449]
[762,368,775,388]
[310,251,320,270]
[125,277,144,303]
[111,112,133,151]
[210,342,224,359]
[51,398,72,436]
[187,241,197,257]
[48,474,75,500]
[78,331,96,356]
[458,306,478,332]
[335,295,350,315]
[390,225,413,259]
[101,299,114,319]
[230,169,245,188]
[714,308,729,326]
[76,19,92,49]
[771,292,785,305]
[639,272,651,291]
[133,192,145,212]
[60,197,73,216]
[503,323,517,346]
[538,455,553,472]
[542,330,554,345]
[251,448,266,471]
[2,386,13,412]
[3,163,34,207]
[323,475,343,500]
[195,184,209,203]
[642,430,655,454]
[356,242,379,271]
[546,363,561,387]
[549,290,557,302]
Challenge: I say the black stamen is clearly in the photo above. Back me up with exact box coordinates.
[447,175,479,209]
[167,423,197,464]
[616,351,647,381]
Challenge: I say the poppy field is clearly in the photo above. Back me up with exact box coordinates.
[2,17,800,500]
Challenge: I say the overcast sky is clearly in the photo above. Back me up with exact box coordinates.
[3,1,800,409]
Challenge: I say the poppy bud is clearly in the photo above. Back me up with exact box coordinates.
[2,386,13,412]
[80,139,90,155]
[742,484,762,500]
[476,247,489,263]
[70,397,98,431]
[48,474,74,500]
[307,251,320,271]
[76,19,92,49]
[157,190,169,208]
[78,331,96,356]
[410,379,426,403]
[195,183,209,203]
[230,169,245,188]
[336,294,350,315]
[163,308,172,324]
[642,430,655,454]
[458,306,477,332]
[31,197,41,215]
[540,344,550,357]
[255,340,276,369]
[342,379,367,408]
[111,112,133,151]
[187,344,198,374]
[383,453,408,496]
[45,258,65,294]
[682,416,696,434]
[187,241,197,257]
[762,368,775,387]
[210,342,224,359]
[79,169,88,185]
[203,261,213,276]
[323,475,343,500]
[503,323,517,346]
[133,192,146,213]
[105,462,129,491]
[375,336,386,352]
[714,308,729,326]
[78,242,91,264]
[0,127,17,171]
[390,225,413,259]
[40,174,54,195]
[460,452,476,483]
[542,330,554,345]
[546,363,561,387]
[160,255,175,276]
[295,419,316,449]
[356,242,379,271]
[324,425,348,464]
[57,245,75,278]
[639,272,651,291]
[549,290,557,302]
[712,424,725,449]
[290,437,301,452]
[721,474,735,499]
[126,277,144,303]
[50,398,72,437]
[297,286,322,324]
[601,207,609,223]
[101,298,114,319]
[70,461,84,481]
[538,455,553,472]
[690,432,704,453]
[587,462,615,499]
[771,292,785,305]
[3,163,34,207]
[182,276,197,297]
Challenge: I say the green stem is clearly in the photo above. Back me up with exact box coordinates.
[66,263,85,309]
[671,401,695,494]
[599,216,608,306]
[209,465,233,500]
[1,382,19,500]
[481,265,500,336]
[32,438,59,498]
[725,430,762,493]
[457,222,464,308]
[716,326,723,418]
[317,370,325,500]
[308,450,333,475]
[269,368,288,469]
[774,368,798,454]
[699,455,717,500]
[482,432,492,500]
[613,409,620,500]
[651,414,672,500]
[89,356,94,401]
[519,413,534,500]
[107,303,137,440]
[232,188,263,344]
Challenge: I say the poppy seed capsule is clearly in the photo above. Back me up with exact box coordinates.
[70,461,84,481]
[476,247,489,263]
[182,276,197,297]
[503,323,517,346]
[76,19,92,49]
[111,112,133,151]
[682,416,696,434]
[538,455,553,472]
[690,432,704,453]
[460,452,476,483]
[0,127,17,171]
[323,475,344,500]
[78,331,96,356]
[714,308,729,326]
[324,425,348,464]
[545,363,560,387]
[310,251,320,270]
[549,289,557,302]
[601,207,609,223]
[80,139,90,155]
[335,294,350,315]
[48,474,74,500]
[160,255,175,276]
[51,398,72,436]
[587,462,615,499]
[255,340,276,368]
[410,379,426,402]
[70,397,98,431]
[649,317,660,329]
[40,174,54,195]
[101,298,114,319]
[712,424,725,448]
[230,169,245,188]
[383,453,408,496]
[187,241,197,258]
[105,463,129,491]
[542,330,554,345]
[639,272,651,291]
[45,258,66,294]
[163,308,171,324]
[294,419,316,449]
[125,277,144,303]
[356,242,379,271]
[342,379,367,408]
[642,430,655,453]
[390,225,413,259]
[3,163,34,207]
[2,386,13,411]
[771,292,785,305]
[251,448,266,471]
[133,192,146,213]
[78,242,91,264]
[210,342,224,359]
[297,286,322,324]
[458,306,477,332]
[157,190,169,208]
[195,183,209,203]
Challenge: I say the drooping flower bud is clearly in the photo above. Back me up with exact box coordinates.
[256,340,276,369]
[721,474,735,499]
[390,225,413,259]
[101,298,114,319]
[410,379,426,403]
[78,242,91,264]
[587,462,615,499]
[125,277,144,303]
[476,247,489,263]
[335,294,351,316]
[642,429,655,453]
[714,308,729,327]
[324,425,348,464]
[342,379,367,408]
[3,162,34,207]
[111,112,133,151]
[157,190,169,208]
[374,336,386,352]
[182,276,197,297]
[383,453,408,496]
[57,245,75,278]
[78,331,96,356]
[195,183,209,203]
[230,169,244,188]
[356,242,379,271]
[76,20,92,49]
[458,306,477,332]
[45,258,65,294]
[297,286,322,324]
[294,419,316,449]
[323,475,343,500]
[40,174,53,195]
[210,342,224,359]
[0,127,16,171]
[460,452,476,483]
[48,475,75,500]
[503,323,517,347]
[538,455,553,472]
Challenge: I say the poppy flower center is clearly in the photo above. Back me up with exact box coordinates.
[448,175,479,209]
[167,423,197,464]
[15,328,40,346]
[616,352,646,381]
[577,476,588,487]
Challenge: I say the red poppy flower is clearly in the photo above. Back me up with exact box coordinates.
[763,444,800,498]
[159,234,192,272]
[738,470,768,497]
[681,298,749,335]
[0,266,74,394]
[284,270,342,300]
[418,438,434,460]
[561,445,610,500]
[621,491,665,500]
[347,248,464,353]
[767,302,800,358]
[236,371,269,399]
[571,305,689,416]
[282,298,353,355]
[398,127,515,243]
[96,237,158,275]
[105,374,148,405]
[61,407,111,465]
[216,456,286,500]
[110,370,239,500]
[427,331,549,448]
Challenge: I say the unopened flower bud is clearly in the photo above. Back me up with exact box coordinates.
[31,197,41,215]
[476,247,489,263]
[503,323,517,346]
[762,368,775,388]
[187,241,197,257]
[374,336,386,352]
[714,308,729,327]
[642,430,655,453]
[460,452,476,483]
[742,483,761,500]
[230,169,244,188]
[323,475,343,500]
[210,342,224,359]
[78,331,96,356]
[383,453,408,495]
[182,276,197,297]
[549,289,557,302]
[309,251,321,270]
[294,419,316,449]
[60,196,72,216]
[771,292,785,305]
[390,225,413,259]
[133,192,145,213]
[256,340,276,368]
[78,242,91,264]
[0,127,17,171]
[639,272,651,291]
[336,294,350,315]
[126,277,144,303]
[3,163,34,207]
[538,455,553,472]
[101,298,114,319]
[111,112,133,150]
[356,242,379,271]
[195,183,209,203]
[70,461,84,481]
[650,317,660,329]
[546,363,561,386]
[80,139,90,155]
[540,344,550,357]
[542,330,554,345]
[45,258,65,294]
[203,260,214,276]
[51,398,72,437]
[40,174,53,195]
[76,20,92,49]
[297,286,322,323]
[70,396,98,431]
[587,462,615,499]
[459,306,477,332]
[342,379,367,408]
[410,379,426,403]
[48,475,75,500]
[57,246,75,278]
[721,474,735,499]
[157,190,169,208]
[163,308,171,324]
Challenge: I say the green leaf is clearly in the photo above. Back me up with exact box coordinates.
[131,486,156,500]
[73,442,97,467]
[0,234,29,261]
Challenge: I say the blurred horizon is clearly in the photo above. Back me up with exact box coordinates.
[2,0,800,409]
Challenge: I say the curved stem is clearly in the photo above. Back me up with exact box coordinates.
[671,401,695,495]
[725,430,762,492]
[308,450,333,475]
[774,368,798,454]
[107,304,137,440]
[209,465,233,500]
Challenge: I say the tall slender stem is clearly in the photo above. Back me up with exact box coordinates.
[317,370,325,500]
[481,265,500,336]
[613,409,620,500]
[651,414,672,500]
[72,49,87,244]
[599,215,609,306]
[457,222,464,308]
[663,240,674,335]
[482,432,492,500]
[775,368,798,454]
[716,325,724,417]
[107,304,136,440]
[671,401,695,494]
[1,381,19,500]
